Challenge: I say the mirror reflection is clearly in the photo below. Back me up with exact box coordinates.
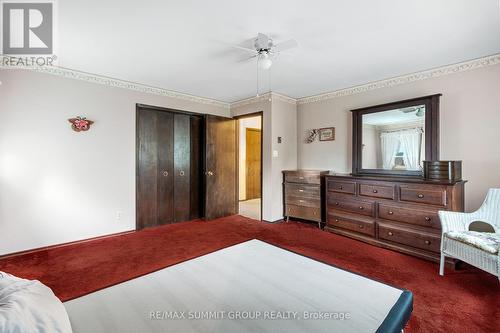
[362,105,425,171]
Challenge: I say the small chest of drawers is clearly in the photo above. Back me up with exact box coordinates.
[324,174,466,263]
[283,170,328,228]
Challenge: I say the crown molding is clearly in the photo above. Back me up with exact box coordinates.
[230,92,297,109]
[0,64,230,109]
[297,53,500,105]
[3,53,499,109]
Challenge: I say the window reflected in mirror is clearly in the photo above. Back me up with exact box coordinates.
[361,105,425,171]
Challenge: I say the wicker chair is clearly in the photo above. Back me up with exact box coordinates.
[438,189,500,280]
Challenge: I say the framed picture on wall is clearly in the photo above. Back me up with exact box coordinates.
[318,127,335,141]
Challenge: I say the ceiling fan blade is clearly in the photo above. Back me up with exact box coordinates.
[400,107,417,113]
[232,45,257,54]
[237,54,258,63]
[274,39,298,52]
[257,32,269,49]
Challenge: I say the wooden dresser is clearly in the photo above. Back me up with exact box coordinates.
[283,170,329,228]
[324,174,466,262]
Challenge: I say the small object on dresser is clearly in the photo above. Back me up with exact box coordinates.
[423,161,462,181]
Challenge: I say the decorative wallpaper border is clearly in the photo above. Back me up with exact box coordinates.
[230,92,297,109]
[2,52,499,108]
[296,53,500,105]
[0,64,230,109]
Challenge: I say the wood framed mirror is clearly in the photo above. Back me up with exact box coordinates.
[352,94,441,177]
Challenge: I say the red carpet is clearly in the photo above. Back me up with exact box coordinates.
[0,215,498,332]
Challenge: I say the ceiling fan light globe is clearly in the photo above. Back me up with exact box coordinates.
[259,58,273,70]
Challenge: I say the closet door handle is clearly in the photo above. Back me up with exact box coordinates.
[162,171,169,177]
[206,171,214,176]
[179,170,185,176]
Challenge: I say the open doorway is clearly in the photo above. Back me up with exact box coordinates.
[236,113,263,220]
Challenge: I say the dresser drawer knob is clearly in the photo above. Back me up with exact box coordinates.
[388,231,394,236]
[425,217,431,222]
[299,177,304,180]
[299,189,304,192]
[373,189,378,193]
[417,194,424,199]
[388,211,394,215]
[425,240,431,245]
[313,211,316,215]
[335,202,340,206]
[299,199,305,203]
[359,225,364,229]
[359,206,364,210]
[335,219,339,223]
[339,185,343,190]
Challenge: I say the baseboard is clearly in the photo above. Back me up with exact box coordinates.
[0,230,136,260]
[261,219,283,223]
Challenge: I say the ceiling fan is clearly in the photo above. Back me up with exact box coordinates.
[234,33,298,70]
[400,106,425,117]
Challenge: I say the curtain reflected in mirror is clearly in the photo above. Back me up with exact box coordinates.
[362,105,425,171]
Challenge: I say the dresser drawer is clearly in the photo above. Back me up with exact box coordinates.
[399,185,447,206]
[328,195,374,216]
[285,204,321,222]
[378,204,440,229]
[327,180,356,194]
[359,184,395,200]
[285,195,320,208]
[284,183,320,198]
[378,222,441,253]
[328,214,375,237]
[285,173,321,184]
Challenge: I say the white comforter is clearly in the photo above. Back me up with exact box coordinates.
[0,272,72,333]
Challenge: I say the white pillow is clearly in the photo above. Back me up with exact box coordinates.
[0,272,72,333]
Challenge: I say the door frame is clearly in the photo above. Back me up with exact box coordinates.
[234,111,263,220]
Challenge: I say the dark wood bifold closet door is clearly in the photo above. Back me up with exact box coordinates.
[157,111,175,225]
[137,109,174,229]
[137,106,204,230]
[204,115,237,220]
[190,116,203,219]
[173,114,191,222]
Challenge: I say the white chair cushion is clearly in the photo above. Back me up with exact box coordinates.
[445,231,500,254]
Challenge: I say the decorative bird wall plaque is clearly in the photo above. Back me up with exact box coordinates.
[68,116,94,132]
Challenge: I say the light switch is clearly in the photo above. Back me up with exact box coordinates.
[277,136,282,144]
[273,150,279,157]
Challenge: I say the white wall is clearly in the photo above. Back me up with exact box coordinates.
[361,124,378,169]
[270,98,297,220]
[231,94,297,222]
[297,64,500,211]
[238,116,261,201]
[0,69,229,255]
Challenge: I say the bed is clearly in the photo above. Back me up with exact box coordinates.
[64,239,412,333]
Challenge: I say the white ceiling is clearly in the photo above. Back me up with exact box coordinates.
[57,0,500,103]
[363,107,425,126]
